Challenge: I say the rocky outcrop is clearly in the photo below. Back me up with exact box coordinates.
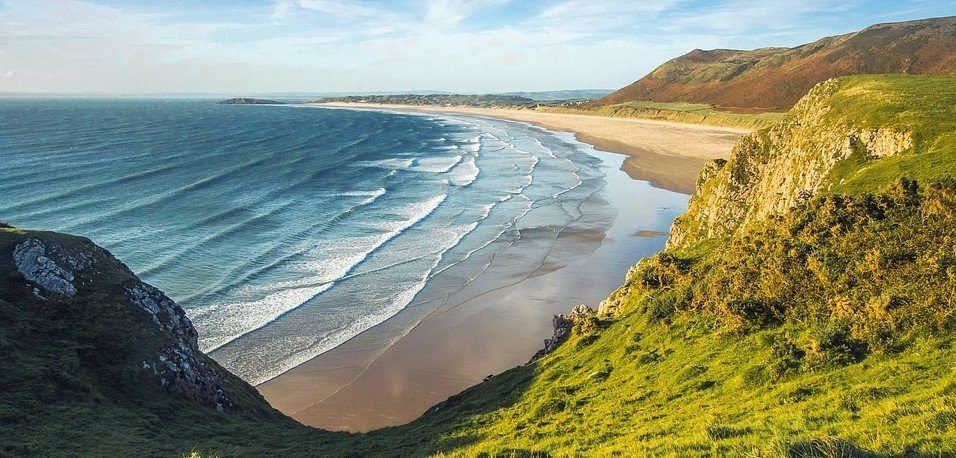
[533,305,596,360]
[7,232,232,411]
[667,78,913,248]
[127,283,231,411]
[843,128,913,158]
[13,238,81,297]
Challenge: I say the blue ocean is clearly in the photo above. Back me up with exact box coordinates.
[0,99,611,383]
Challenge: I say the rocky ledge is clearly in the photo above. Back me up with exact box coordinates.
[532,304,597,361]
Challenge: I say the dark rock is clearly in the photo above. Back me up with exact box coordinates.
[532,304,596,362]
[127,282,232,410]
[13,238,78,297]
[8,233,233,410]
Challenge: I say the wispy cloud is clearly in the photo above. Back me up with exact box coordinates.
[272,0,389,21]
[0,0,950,94]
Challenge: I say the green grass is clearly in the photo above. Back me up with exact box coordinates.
[823,75,956,194]
[429,316,956,456]
[541,100,784,129]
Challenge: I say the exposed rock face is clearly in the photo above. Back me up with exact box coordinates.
[9,234,231,410]
[534,305,596,360]
[843,128,913,158]
[13,238,79,297]
[127,283,231,411]
[667,78,913,248]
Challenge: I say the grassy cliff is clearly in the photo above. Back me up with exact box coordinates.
[669,75,956,246]
[2,74,955,456]
[397,75,956,456]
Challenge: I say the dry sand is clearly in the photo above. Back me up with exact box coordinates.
[314,103,749,194]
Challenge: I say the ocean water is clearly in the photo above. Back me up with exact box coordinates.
[0,99,611,384]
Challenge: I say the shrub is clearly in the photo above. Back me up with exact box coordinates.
[804,326,867,370]
[571,315,598,336]
[782,437,877,458]
[533,397,567,417]
[722,296,781,329]
[641,285,692,323]
[769,337,805,380]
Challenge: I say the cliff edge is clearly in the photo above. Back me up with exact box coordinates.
[668,74,956,248]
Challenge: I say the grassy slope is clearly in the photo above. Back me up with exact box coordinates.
[419,183,956,456]
[0,228,332,456]
[539,101,783,130]
[825,75,956,193]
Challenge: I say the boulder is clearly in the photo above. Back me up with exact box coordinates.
[13,238,77,297]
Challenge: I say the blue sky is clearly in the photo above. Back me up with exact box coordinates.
[0,0,952,94]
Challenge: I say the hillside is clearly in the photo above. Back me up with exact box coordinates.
[596,17,956,111]
[401,74,956,456]
[2,74,955,456]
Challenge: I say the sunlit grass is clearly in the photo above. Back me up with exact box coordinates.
[540,101,784,129]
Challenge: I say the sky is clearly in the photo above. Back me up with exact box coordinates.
[0,0,953,94]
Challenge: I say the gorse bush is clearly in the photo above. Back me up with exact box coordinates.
[626,178,956,370]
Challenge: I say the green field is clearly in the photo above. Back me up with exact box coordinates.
[541,101,784,130]
[824,75,956,194]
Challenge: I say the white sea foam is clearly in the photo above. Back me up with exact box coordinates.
[249,199,475,385]
[193,283,334,351]
[249,274,434,385]
[448,156,480,186]
[196,111,605,384]
[412,156,464,173]
[197,194,447,353]
[355,158,414,170]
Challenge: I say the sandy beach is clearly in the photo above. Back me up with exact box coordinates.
[257,110,743,431]
[313,103,749,194]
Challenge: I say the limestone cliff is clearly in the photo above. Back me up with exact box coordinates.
[667,77,918,248]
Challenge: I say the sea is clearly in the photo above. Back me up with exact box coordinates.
[0,98,655,384]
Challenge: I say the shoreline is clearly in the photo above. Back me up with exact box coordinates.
[311,103,749,194]
[257,110,735,432]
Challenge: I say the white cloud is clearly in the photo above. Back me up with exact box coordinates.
[1,0,948,94]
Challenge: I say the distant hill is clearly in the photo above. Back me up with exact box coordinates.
[595,17,956,111]
[312,93,538,108]
[218,97,284,105]
[500,89,613,101]
[311,91,611,107]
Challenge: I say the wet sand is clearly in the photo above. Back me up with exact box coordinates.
[258,117,698,431]
[314,103,748,194]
